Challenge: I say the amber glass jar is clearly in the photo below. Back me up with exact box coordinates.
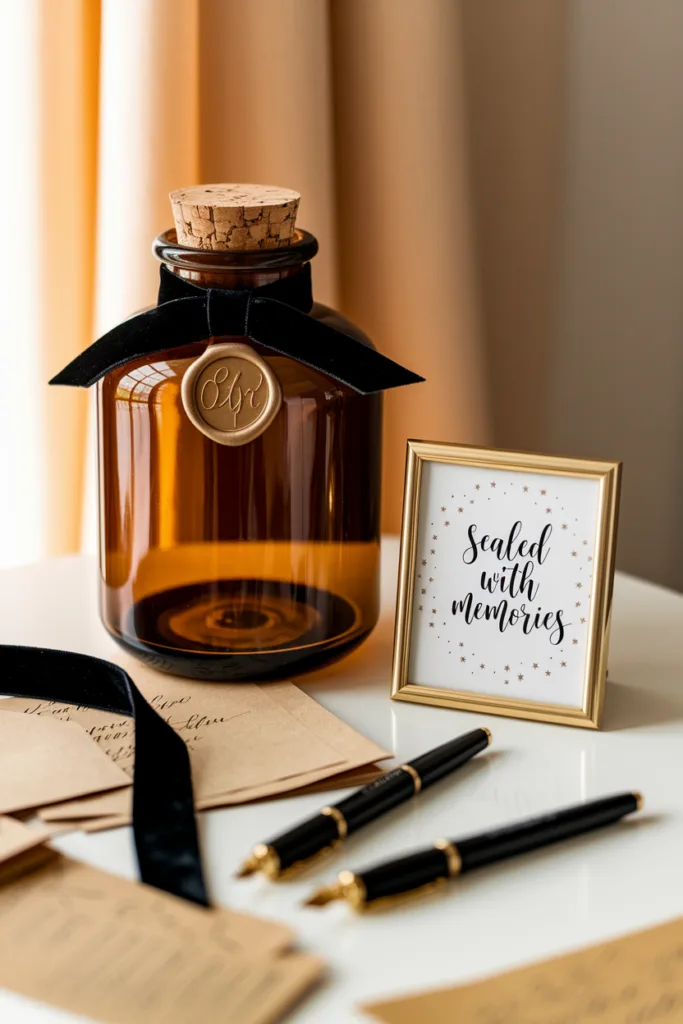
[97,195,382,680]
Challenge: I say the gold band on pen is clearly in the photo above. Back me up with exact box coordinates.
[306,842,461,911]
[321,805,348,839]
[399,763,422,794]
[338,870,367,910]
[434,838,462,878]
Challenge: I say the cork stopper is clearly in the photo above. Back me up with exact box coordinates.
[169,184,300,251]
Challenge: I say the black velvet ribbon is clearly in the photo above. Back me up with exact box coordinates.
[50,264,424,393]
[1,646,208,907]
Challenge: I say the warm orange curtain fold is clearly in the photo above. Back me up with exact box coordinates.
[93,0,200,333]
[198,0,339,307]
[39,0,99,555]
[331,0,490,528]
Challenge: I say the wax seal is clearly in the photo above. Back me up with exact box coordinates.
[181,342,282,446]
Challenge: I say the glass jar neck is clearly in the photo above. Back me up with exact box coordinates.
[153,228,318,290]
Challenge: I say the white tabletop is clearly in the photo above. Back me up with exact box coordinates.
[1,539,682,1023]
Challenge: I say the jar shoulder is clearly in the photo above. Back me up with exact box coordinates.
[309,301,376,350]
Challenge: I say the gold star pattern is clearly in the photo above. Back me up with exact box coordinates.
[460,656,466,663]
[458,507,464,513]
[459,642,464,648]
[429,622,434,628]
[490,481,497,488]
[475,484,481,490]
[431,608,437,614]
[418,605,423,611]
[518,674,524,681]
[504,679,509,685]
[576,582,583,589]
[533,663,539,669]
[546,507,552,514]
[504,664,511,672]
[561,523,568,530]
[583,540,588,546]
[588,555,593,562]
[429,576,434,582]
[571,551,577,557]
[432,534,438,540]
[441,506,446,512]
[580,617,586,623]
[480,663,485,669]
[430,549,435,554]
[561,661,567,667]
[444,520,450,526]
[540,489,547,495]
[421,588,426,594]
[422,559,427,566]
[572,639,578,645]
[575,601,581,607]
[545,670,551,677]
[523,486,529,493]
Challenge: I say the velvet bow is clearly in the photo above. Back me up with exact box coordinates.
[50,264,424,394]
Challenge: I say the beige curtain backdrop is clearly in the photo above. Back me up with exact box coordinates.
[28,0,487,568]
[5,0,683,589]
[460,0,683,593]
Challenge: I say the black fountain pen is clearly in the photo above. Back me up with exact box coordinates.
[237,727,491,879]
[305,791,642,910]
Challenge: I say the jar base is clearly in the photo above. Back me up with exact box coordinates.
[109,628,374,681]
[109,578,372,681]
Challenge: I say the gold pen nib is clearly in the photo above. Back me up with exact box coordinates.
[235,855,260,879]
[304,870,366,910]
[235,844,281,880]
[303,882,345,908]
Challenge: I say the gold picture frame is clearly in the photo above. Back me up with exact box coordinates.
[391,440,622,729]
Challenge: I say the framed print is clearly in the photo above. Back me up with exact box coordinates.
[391,441,622,729]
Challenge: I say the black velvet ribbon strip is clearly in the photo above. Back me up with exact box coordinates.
[1,646,209,907]
[50,264,424,394]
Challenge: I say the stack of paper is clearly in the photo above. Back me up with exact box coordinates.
[0,817,322,1024]
[0,672,390,831]
[0,711,129,816]
[0,815,56,885]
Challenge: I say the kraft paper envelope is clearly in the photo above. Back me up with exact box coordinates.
[363,915,683,1024]
[4,679,389,825]
[0,845,323,1024]
[0,814,56,883]
[40,765,388,826]
[40,751,386,821]
[0,711,130,814]
[54,765,388,834]
[0,814,49,861]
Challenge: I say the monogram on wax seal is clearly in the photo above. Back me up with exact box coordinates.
[181,342,282,446]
